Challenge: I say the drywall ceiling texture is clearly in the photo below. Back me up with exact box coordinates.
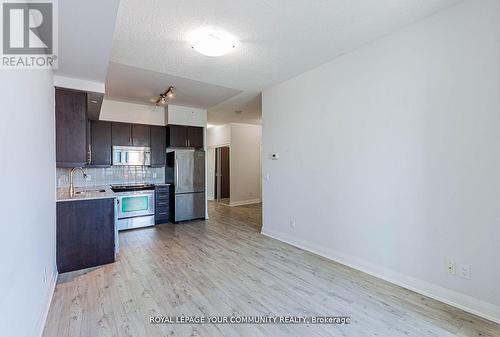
[56,0,120,83]
[0,70,56,337]
[262,0,500,323]
[110,0,460,124]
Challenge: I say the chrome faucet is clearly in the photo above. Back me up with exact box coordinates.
[69,167,87,197]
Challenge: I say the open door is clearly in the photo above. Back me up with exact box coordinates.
[215,146,230,204]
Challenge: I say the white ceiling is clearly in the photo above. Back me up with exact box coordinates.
[56,0,120,83]
[106,62,241,108]
[110,0,460,124]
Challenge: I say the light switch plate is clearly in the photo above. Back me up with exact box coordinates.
[458,264,471,280]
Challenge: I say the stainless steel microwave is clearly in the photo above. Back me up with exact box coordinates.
[112,146,151,166]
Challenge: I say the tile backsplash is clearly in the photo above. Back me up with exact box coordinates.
[56,166,165,188]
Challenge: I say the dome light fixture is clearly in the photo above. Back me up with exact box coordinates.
[188,27,237,57]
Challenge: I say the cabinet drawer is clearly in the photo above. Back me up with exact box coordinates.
[156,210,169,218]
[156,200,169,207]
[156,204,168,211]
[155,215,168,225]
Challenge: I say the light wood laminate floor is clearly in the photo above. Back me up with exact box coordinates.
[43,202,500,337]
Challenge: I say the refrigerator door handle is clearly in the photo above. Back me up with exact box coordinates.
[175,158,179,192]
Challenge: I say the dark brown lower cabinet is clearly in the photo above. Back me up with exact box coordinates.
[155,185,170,224]
[57,198,115,273]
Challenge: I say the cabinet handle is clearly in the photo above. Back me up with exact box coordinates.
[175,158,179,187]
[87,144,92,164]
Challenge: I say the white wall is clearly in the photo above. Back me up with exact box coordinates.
[207,123,262,206]
[100,99,165,125]
[230,124,262,205]
[207,148,216,200]
[207,125,231,147]
[166,104,207,127]
[262,0,500,323]
[0,70,56,336]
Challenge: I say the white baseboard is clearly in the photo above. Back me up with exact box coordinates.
[229,198,261,207]
[36,270,58,337]
[261,228,500,324]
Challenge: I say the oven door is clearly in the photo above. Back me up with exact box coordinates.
[116,191,154,219]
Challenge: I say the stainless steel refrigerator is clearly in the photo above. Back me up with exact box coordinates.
[166,150,206,222]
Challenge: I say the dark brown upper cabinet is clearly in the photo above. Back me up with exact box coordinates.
[167,124,188,147]
[150,126,166,166]
[187,126,204,148]
[56,88,88,167]
[111,123,132,146]
[167,125,204,148]
[112,123,151,147]
[88,120,112,167]
[132,124,151,147]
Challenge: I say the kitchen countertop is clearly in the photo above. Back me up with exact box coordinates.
[57,186,116,202]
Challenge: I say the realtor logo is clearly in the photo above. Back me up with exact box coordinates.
[1,0,57,69]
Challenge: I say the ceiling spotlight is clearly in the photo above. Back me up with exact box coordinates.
[156,86,174,106]
[188,27,237,57]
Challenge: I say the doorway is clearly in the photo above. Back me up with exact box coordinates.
[214,146,230,205]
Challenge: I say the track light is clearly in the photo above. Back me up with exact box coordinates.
[156,86,175,106]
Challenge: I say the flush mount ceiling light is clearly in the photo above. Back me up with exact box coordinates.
[155,86,175,106]
[187,28,237,57]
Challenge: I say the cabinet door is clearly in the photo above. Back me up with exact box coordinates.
[89,120,112,166]
[132,124,151,147]
[112,123,132,146]
[56,198,115,273]
[187,126,204,148]
[150,126,166,166]
[167,125,188,147]
[56,89,87,167]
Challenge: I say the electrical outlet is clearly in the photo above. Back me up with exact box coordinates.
[446,260,456,275]
[458,264,471,280]
[264,174,270,181]
[289,219,296,229]
[153,172,157,179]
